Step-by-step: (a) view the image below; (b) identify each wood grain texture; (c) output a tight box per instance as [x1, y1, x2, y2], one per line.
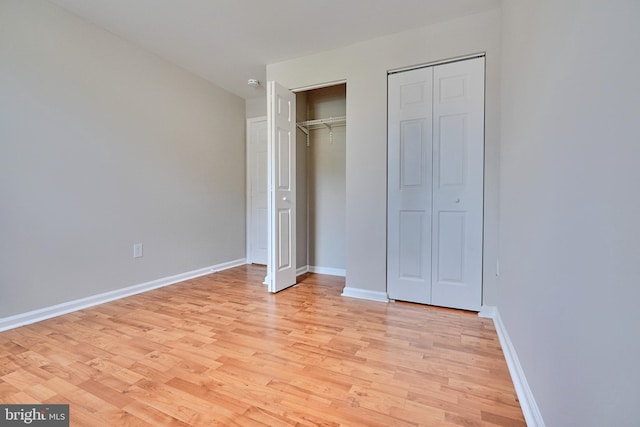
[0, 265, 525, 426]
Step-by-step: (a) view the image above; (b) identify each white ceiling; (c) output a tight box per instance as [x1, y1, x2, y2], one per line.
[48, 0, 500, 100]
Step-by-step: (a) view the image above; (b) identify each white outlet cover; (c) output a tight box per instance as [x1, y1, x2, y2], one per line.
[133, 243, 143, 258]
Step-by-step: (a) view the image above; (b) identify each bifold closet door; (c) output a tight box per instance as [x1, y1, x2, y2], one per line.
[387, 67, 434, 304]
[387, 57, 485, 311]
[267, 81, 297, 293]
[431, 58, 484, 311]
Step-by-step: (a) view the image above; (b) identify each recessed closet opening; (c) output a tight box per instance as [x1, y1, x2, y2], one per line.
[295, 83, 346, 277]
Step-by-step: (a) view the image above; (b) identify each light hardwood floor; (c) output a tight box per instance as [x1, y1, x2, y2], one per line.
[0, 265, 525, 426]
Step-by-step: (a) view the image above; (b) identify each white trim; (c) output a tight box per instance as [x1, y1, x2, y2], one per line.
[484, 307, 546, 427]
[0, 258, 246, 333]
[295, 265, 346, 277]
[478, 305, 497, 318]
[341, 287, 389, 303]
[246, 116, 267, 265]
[388, 52, 485, 75]
[309, 266, 346, 277]
[292, 79, 347, 93]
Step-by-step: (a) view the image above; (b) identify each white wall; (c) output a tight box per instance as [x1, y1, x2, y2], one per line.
[267, 9, 501, 303]
[0, 0, 246, 318]
[499, 1, 640, 425]
[245, 96, 267, 119]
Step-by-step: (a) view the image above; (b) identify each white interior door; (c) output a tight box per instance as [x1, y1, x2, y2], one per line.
[248, 117, 268, 265]
[431, 58, 484, 311]
[387, 56, 485, 311]
[387, 67, 434, 304]
[267, 81, 297, 293]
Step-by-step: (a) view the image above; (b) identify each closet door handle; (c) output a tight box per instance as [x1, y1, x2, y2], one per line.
[282, 197, 288, 201]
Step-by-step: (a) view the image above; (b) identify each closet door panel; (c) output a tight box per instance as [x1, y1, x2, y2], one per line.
[400, 120, 426, 188]
[438, 114, 467, 186]
[398, 210, 427, 279]
[267, 81, 297, 293]
[436, 211, 466, 283]
[387, 67, 433, 304]
[431, 57, 484, 311]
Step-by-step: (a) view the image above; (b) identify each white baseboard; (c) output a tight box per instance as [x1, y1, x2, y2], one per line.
[341, 287, 389, 303]
[295, 265, 346, 277]
[478, 305, 497, 318]
[483, 306, 546, 427]
[309, 266, 346, 277]
[0, 258, 246, 333]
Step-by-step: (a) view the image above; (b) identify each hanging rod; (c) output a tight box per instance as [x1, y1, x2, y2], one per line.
[296, 116, 346, 146]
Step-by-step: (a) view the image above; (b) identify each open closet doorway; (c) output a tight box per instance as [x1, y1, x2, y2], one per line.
[255, 82, 346, 292]
[296, 84, 347, 278]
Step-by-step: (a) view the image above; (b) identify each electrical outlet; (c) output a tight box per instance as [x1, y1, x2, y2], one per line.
[133, 243, 143, 258]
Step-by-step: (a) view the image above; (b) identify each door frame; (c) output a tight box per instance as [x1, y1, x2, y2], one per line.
[258, 80, 348, 289]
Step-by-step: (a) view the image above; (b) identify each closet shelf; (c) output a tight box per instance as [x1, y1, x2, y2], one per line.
[296, 116, 346, 146]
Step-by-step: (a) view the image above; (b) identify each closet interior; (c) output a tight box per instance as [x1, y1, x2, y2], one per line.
[295, 84, 346, 276]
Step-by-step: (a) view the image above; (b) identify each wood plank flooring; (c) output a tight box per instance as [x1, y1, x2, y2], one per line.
[0, 265, 525, 426]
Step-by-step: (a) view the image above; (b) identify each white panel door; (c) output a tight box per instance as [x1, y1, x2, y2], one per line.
[387, 57, 484, 311]
[431, 57, 484, 311]
[248, 118, 268, 265]
[387, 67, 434, 304]
[267, 81, 297, 293]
